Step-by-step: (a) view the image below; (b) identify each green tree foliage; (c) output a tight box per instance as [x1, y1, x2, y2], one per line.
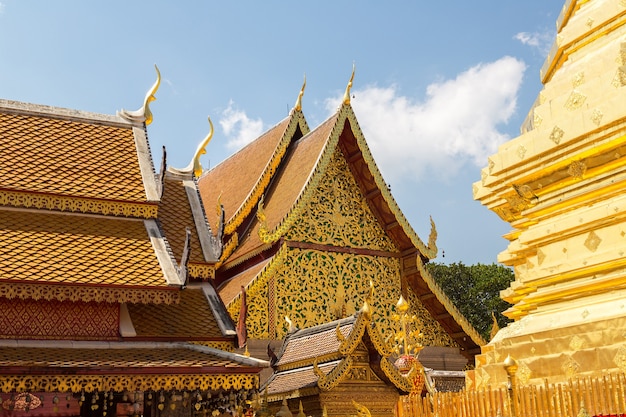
[426, 262, 515, 341]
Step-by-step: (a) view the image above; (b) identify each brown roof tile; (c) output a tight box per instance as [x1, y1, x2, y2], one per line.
[264, 362, 336, 395]
[128, 288, 229, 340]
[198, 117, 291, 231]
[226, 115, 336, 264]
[0, 344, 252, 370]
[0, 209, 168, 288]
[0, 112, 147, 202]
[218, 258, 272, 306]
[275, 318, 353, 366]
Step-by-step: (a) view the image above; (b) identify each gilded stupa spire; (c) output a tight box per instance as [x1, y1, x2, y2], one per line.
[343, 64, 355, 105]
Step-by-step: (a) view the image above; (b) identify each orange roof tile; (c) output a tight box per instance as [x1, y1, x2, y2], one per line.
[158, 178, 207, 266]
[226, 115, 336, 264]
[0, 112, 148, 203]
[128, 288, 230, 340]
[0, 209, 169, 288]
[0, 343, 259, 371]
[198, 111, 310, 237]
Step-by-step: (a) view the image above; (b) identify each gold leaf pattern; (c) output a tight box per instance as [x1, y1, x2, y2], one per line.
[286, 148, 396, 251]
[584, 231, 602, 252]
[591, 109, 604, 126]
[613, 346, 626, 373]
[562, 356, 580, 379]
[565, 90, 586, 110]
[517, 360, 532, 385]
[550, 126, 565, 144]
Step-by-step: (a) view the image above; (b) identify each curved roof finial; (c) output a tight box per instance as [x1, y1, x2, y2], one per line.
[118, 64, 161, 125]
[191, 117, 214, 178]
[342, 63, 355, 105]
[294, 74, 306, 112]
[143, 64, 161, 125]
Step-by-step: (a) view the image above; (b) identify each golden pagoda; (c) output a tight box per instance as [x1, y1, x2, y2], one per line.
[473, 0, 626, 388]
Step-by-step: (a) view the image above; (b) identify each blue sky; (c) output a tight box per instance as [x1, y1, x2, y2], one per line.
[0, 1, 562, 265]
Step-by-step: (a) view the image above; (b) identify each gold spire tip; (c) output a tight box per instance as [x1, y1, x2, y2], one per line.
[342, 63, 356, 105]
[294, 74, 306, 111]
[191, 116, 214, 178]
[143, 64, 161, 125]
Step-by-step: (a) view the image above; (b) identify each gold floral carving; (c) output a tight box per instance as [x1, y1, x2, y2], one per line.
[259, 105, 437, 259]
[568, 160, 587, 179]
[187, 263, 215, 280]
[612, 67, 626, 87]
[534, 112, 543, 128]
[569, 335, 584, 351]
[271, 248, 402, 339]
[380, 357, 413, 393]
[0, 373, 258, 393]
[225, 113, 309, 236]
[0, 283, 179, 304]
[517, 145, 527, 160]
[573, 72, 585, 87]
[516, 361, 531, 386]
[314, 356, 354, 391]
[0, 191, 157, 218]
[286, 149, 397, 252]
[565, 91, 586, 110]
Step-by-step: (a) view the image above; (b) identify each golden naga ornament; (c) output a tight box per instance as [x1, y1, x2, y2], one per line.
[170, 117, 215, 178]
[118, 64, 161, 126]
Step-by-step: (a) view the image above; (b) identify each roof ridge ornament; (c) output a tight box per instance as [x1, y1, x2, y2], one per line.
[169, 117, 214, 178]
[118, 64, 161, 125]
[342, 63, 355, 105]
[294, 75, 306, 112]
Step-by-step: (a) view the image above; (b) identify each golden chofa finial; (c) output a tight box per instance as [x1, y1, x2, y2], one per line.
[294, 74, 306, 112]
[118, 64, 161, 126]
[343, 63, 355, 105]
[143, 64, 161, 125]
[169, 117, 214, 178]
[190, 117, 214, 177]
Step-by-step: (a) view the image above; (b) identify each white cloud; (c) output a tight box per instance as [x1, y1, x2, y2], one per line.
[327, 56, 526, 183]
[515, 30, 554, 56]
[220, 100, 264, 150]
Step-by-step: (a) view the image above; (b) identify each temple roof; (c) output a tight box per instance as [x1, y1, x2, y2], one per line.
[0, 209, 182, 303]
[0, 100, 158, 209]
[127, 285, 235, 341]
[263, 311, 413, 398]
[198, 110, 309, 240]
[0, 340, 267, 393]
[0, 99, 220, 304]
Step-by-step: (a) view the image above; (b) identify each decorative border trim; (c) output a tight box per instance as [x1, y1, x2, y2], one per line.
[0, 373, 259, 393]
[0, 282, 179, 305]
[0, 190, 157, 218]
[314, 356, 353, 391]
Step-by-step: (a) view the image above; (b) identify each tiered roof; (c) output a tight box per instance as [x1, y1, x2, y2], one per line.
[0, 71, 266, 392]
